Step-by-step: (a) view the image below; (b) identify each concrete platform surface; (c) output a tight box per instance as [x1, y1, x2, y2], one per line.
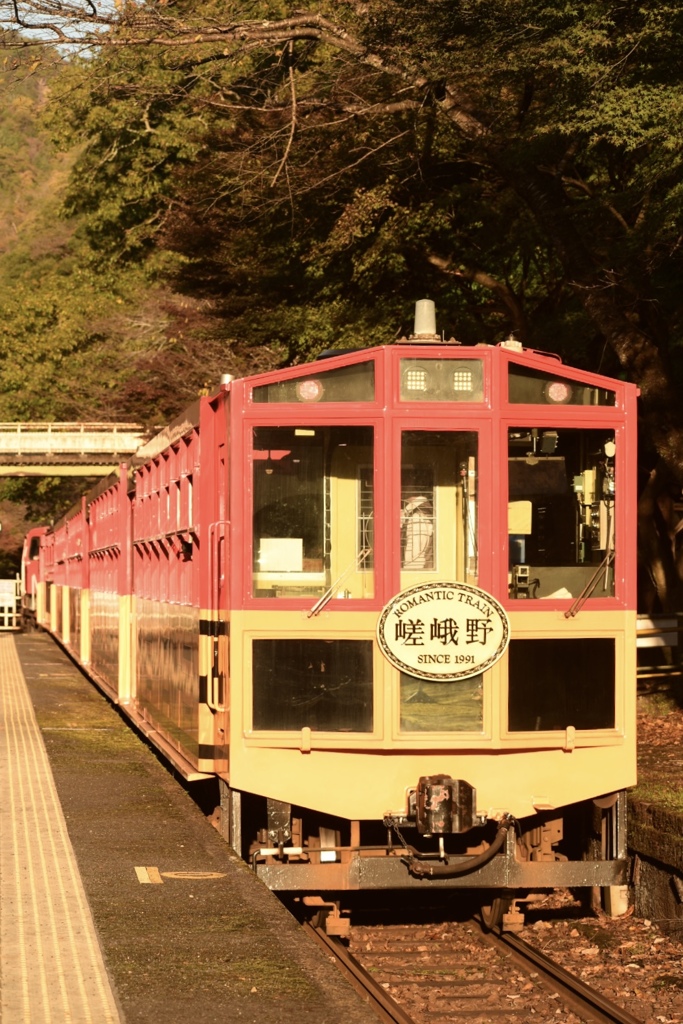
[10, 632, 379, 1024]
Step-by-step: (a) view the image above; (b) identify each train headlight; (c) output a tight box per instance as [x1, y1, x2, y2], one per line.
[452, 368, 474, 392]
[403, 367, 428, 392]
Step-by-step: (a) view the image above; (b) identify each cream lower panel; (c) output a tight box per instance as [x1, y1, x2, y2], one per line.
[229, 608, 633, 755]
[507, 607, 636, 633]
[90, 590, 120, 691]
[228, 742, 636, 823]
[136, 599, 200, 757]
[36, 582, 47, 627]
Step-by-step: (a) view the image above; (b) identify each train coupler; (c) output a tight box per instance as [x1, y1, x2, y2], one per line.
[411, 775, 477, 834]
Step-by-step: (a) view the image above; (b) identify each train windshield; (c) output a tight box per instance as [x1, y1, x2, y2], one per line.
[507, 428, 616, 601]
[251, 425, 374, 599]
[400, 431, 478, 590]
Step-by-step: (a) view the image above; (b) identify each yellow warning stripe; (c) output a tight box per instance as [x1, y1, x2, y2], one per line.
[0, 635, 121, 1023]
[134, 866, 163, 884]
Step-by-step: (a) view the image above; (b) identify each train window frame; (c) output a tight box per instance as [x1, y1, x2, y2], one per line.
[388, 664, 495, 744]
[241, 629, 386, 746]
[396, 425, 484, 595]
[498, 624, 628, 747]
[399, 357, 485, 403]
[249, 353, 379, 405]
[507, 362, 617, 407]
[505, 425, 618, 604]
[497, 418, 629, 611]
[243, 417, 386, 609]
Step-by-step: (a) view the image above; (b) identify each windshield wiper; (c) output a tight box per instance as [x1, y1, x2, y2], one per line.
[308, 548, 373, 617]
[564, 549, 615, 618]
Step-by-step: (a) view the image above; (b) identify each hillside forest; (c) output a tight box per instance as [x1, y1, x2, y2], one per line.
[0, 1, 682, 608]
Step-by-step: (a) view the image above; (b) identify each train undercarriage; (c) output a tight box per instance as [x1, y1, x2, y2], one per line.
[212, 781, 629, 932]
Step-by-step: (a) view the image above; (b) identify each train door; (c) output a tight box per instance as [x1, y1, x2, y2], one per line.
[398, 429, 479, 590]
[209, 436, 230, 772]
[395, 426, 486, 735]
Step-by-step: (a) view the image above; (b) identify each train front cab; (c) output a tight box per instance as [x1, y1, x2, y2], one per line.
[221, 338, 638, 910]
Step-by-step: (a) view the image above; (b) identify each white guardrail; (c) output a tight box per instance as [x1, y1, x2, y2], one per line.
[0, 578, 21, 631]
[0, 423, 146, 456]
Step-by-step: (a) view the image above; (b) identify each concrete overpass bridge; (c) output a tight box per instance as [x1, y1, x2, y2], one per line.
[0, 423, 149, 476]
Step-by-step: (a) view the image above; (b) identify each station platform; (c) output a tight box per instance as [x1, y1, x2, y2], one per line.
[3, 632, 378, 1024]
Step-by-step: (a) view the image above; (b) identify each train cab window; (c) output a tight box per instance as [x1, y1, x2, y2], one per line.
[252, 361, 375, 403]
[28, 536, 41, 560]
[400, 431, 478, 589]
[508, 638, 615, 731]
[252, 425, 374, 599]
[252, 638, 373, 731]
[508, 429, 616, 601]
[400, 359, 484, 402]
[508, 365, 616, 406]
[400, 673, 483, 733]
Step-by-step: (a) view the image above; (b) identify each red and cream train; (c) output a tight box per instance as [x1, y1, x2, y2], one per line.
[22, 303, 638, 928]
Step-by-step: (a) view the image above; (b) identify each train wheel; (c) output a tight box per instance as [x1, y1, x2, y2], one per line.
[304, 898, 350, 937]
[479, 896, 511, 931]
[309, 908, 328, 930]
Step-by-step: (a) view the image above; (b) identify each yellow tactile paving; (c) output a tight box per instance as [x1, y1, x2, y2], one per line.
[0, 635, 121, 1023]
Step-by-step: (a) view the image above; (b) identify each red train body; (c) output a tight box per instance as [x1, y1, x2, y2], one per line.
[22, 315, 639, 927]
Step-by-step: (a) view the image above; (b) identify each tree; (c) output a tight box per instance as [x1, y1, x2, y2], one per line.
[4, 1, 683, 606]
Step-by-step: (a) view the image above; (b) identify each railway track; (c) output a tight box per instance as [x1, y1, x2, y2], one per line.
[305, 918, 646, 1024]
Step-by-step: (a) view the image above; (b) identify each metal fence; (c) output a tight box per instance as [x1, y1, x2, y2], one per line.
[0, 578, 21, 631]
[637, 614, 683, 689]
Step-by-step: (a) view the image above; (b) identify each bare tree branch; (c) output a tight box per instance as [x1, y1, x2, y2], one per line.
[0, 8, 369, 51]
[270, 41, 296, 187]
[428, 254, 528, 340]
[562, 176, 632, 234]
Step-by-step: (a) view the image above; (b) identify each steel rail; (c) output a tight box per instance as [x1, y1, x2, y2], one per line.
[302, 923, 415, 1024]
[305, 917, 645, 1024]
[488, 928, 645, 1024]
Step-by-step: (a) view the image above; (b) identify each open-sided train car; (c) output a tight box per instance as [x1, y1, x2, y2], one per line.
[23, 304, 638, 930]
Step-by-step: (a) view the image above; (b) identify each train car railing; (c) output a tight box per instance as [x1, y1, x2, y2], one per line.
[637, 614, 683, 689]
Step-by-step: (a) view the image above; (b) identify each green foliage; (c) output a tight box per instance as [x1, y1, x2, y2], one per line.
[1, 0, 683, 601]
[0, 475, 94, 524]
[29, 0, 682, 386]
[2, 3, 683, 499]
[0, 44, 266, 432]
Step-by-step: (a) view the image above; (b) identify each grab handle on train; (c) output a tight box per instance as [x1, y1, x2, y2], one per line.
[206, 670, 226, 713]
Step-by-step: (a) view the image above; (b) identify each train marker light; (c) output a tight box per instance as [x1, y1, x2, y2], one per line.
[544, 380, 573, 404]
[296, 379, 324, 402]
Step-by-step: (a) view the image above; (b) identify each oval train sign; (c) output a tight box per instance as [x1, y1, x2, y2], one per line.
[377, 581, 510, 681]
